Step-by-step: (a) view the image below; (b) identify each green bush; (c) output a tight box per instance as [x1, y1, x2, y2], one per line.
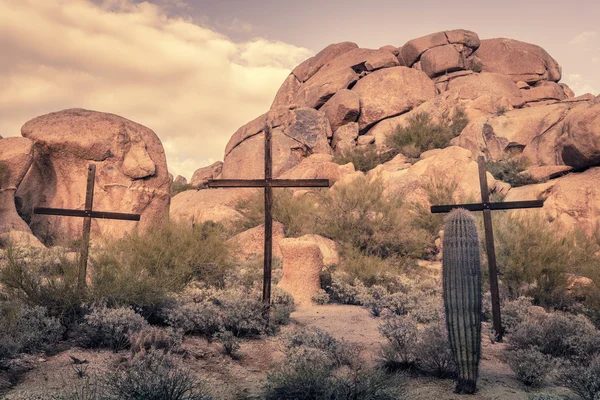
[332, 146, 395, 173]
[282, 327, 357, 368]
[80, 305, 147, 352]
[410, 176, 460, 238]
[505, 348, 554, 387]
[386, 108, 468, 158]
[315, 176, 433, 259]
[508, 312, 600, 361]
[129, 326, 183, 356]
[0, 246, 83, 325]
[379, 315, 418, 367]
[558, 354, 600, 400]
[234, 189, 317, 237]
[213, 330, 240, 357]
[486, 159, 538, 187]
[502, 296, 533, 334]
[358, 285, 389, 317]
[91, 221, 233, 319]
[412, 320, 456, 378]
[410, 295, 443, 324]
[0, 301, 64, 361]
[104, 350, 213, 400]
[171, 182, 195, 196]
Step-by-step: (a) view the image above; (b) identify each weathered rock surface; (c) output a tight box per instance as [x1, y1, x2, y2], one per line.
[0, 137, 44, 247]
[222, 108, 332, 179]
[227, 222, 285, 261]
[292, 42, 359, 83]
[190, 161, 223, 187]
[558, 103, 600, 169]
[278, 154, 355, 186]
[473, 38, 561, 83]
[401, 29, 480, 67]
[278, 237, 324, 306]
[421, 45, 466, 78]
[352, 67, 437, 132]
[505, 168, 600, 234]
[16, 109, 170, 243]
[173, 175, 187, 185]
[319, 89, 360, 132]
[332, 123, 359, 154]
[296, 234, 339, 266]
[170, 188, 252, 227]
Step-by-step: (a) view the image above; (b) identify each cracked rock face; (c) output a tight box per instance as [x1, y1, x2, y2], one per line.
[17, 108, 170, 243]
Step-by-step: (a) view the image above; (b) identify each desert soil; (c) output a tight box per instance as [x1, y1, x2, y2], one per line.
[2, 304, 573, 400]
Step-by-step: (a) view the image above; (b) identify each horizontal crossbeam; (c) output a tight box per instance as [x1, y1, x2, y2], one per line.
[34, 207, 141, 221]
[430, 200, 545, 214]
[206, 179, 330, 188]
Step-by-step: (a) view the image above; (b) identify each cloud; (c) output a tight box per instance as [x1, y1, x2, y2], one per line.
[0, 0, 312, 179]
[569, 31, 598, 46]
[562, 73, 599, 96]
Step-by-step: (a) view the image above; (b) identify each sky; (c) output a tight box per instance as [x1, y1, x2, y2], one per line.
[1, 0, 599, 180]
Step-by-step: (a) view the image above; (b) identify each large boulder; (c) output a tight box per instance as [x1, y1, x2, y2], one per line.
[222, 107, 332, 179]
[227, 222, 285, 261]
[292, 42, 359, 83]
[472, 38, 562, 83]
[446, 72, 524, 107]
[505, 168, 600, 234]
[189, 161, 223, 187]
[0, 137, 44, 247]
[351, 66, 437, 132]
[319, 89, 360, 132]
[401, 29, 480, 67]
[277, 237, 324, 306]
[558, 102, 600, 169]
[170, 188, 252, 227]
[278, 154, 355, 186]
[16, 109, 170, 243]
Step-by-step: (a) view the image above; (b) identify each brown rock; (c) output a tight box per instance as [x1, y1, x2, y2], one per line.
[357, 135, 375, 145]
[296, 234, 339, 265]
[447, 72, 524, 107]
[224, 113, 267, 157]
[564, 94, 596, 103]
[320, 89, 360, 132]
[278, 237, 324, 306]
[17, 109, 170, 243]
[190, 161, 223, 187]
[559, 83, 575, 99]
[227, 222, 285, 261]
[559, 103, 600, 169]
[271, 74, 302, 108]
[278, 154, 355, 186]
[332, 123, 359, 149]
[379, 45, 400, 56]
[524, 165, 573, 181]
[292, 42, 359, 83]
[364, 50, 400, 71]
[173, 175, 187, 185]
[521, 81, 567, 103]
[222, 108, 332, 179]
[352, 67, 437, 132]
[401, 29, 480, 67]
[473, 38, 562, 83]
[516, 81, 530, 90]
[170, 188, 252, 227]
[421, 45, 466, 78]
[0, 137, 44, 247]
[505, 168, 600, 234]
[294, 67, 358, 109]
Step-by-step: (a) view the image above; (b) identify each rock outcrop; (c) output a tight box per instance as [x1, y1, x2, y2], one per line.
[16, 109, 170, 243]
[0, 137, 44, 247]
[277, 237, 324, 306]
[227, 222, 285, 261]
[189, 161, 223, 187]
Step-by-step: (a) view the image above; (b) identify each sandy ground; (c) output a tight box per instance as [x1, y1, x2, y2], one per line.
[1, 304, 575, 400]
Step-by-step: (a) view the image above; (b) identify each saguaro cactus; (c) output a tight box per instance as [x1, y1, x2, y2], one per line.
[442, 208, 482, 394]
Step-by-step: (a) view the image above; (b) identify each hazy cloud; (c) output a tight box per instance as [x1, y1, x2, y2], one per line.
[0, 0, 312, 179]
[563, 73, 599, 96]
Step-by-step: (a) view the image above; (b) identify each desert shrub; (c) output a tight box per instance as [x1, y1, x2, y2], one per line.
[213, 330, 240, 357]
[326, 271, 367, 305]
[486, 158, 538, 187]
[332, 146, 395, 173]
[409, 295, 443, 324]
[508, 312, 600, 361]
[384, 292, 415, 316]
[104, 350, 213, 400]
[358, 285, 389, 317]
[315, 175, 433, 259]
[282, 327, 358, 368]
[91, 221, 233, 318]
[379, 315, 418, 367]
[412, 320, 456, 378]
[264, 362, 332, 400]
[234, 189, 317, 237]
[171, 182, 195, 196]
[505, 348, 554, 387]
[558, 354, 600, 400]
[410, 176, 460, 238]
[80, 305, 147, 352]
[0, 301, 64, 361]
[209, 287, 266, 337]
[502, 296, 533, 334]
[329, 367, 406, 400]
[386, 108, 468, 158]
[129, 326, 183, 355]
[0, 246, 84, 325]
[312, 289, 330, 305]
[165, 300, 222, 337]
[494, 214, 598, 308]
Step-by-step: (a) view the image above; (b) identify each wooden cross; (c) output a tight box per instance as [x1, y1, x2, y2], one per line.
[207, 124, 330, 313]
[34, 164, 140, 289]
[431, 156, 545, 341]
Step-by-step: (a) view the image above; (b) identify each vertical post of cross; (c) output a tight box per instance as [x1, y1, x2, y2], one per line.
[477, 156, 503, 340]
[263, 125, 273, 317]
[79, 164, 96, 290]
